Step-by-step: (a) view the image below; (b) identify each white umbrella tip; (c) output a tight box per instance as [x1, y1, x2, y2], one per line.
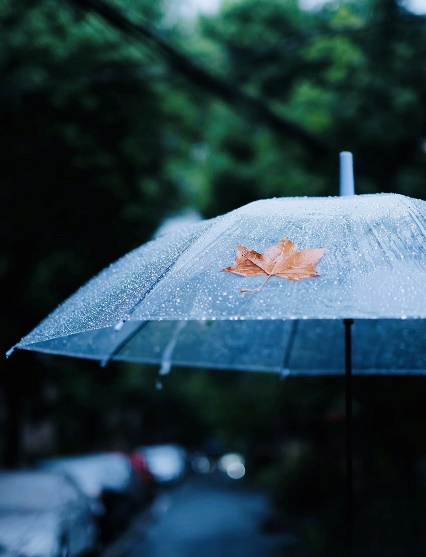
[339, 151, 355, 196]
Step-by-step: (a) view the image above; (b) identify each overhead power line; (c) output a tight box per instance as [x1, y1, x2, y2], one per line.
[68, 0, 334, 157]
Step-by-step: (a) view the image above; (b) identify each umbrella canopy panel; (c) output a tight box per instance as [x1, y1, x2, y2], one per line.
[126, 193, 426, 321]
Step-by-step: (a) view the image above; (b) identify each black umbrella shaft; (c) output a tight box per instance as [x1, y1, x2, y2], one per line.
[344, 318, 354, 556]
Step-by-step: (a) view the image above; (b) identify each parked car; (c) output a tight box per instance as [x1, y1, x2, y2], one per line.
[136, 443, 188, 486]
[0, 469, 99, 557]
[39, 452, 149, 542]
[124, 451, 156, 503]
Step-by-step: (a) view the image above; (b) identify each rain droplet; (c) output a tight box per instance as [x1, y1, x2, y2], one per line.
[280, 368, 290, 380]
[114, 320, 125, 332]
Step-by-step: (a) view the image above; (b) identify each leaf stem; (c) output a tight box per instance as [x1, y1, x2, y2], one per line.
[241, 274, 271, 293]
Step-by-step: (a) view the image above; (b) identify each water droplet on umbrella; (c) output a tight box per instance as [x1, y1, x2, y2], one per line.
[159, 360, 171, 376]
[280, 368, 290, 380]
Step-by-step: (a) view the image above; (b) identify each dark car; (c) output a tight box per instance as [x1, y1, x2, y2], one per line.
[39, 452, 149, 542]
[125, 451, 156, 504]
[0, 470, 99, 557]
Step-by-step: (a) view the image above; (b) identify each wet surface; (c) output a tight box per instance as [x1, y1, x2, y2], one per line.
[104, 472, 301, 557]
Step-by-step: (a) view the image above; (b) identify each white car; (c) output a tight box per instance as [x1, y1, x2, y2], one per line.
[38, 452, 145, 543]
[136, 443, 188, 485]
[0, 470, 99, 557]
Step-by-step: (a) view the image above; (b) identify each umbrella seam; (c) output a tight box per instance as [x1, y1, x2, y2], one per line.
[114, 220, 217, 326]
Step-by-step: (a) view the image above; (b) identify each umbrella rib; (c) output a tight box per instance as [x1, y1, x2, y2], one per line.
[114, 222, 215, 327]
[99, 220, 214, 367]
[280, 320, 299, 375]
[101, 320, 149, 367]
[121, 262, 173, 321]
[159, 321, 188, 377]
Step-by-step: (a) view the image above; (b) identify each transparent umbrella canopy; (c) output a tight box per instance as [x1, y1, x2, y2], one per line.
[7, 191, 426, 373]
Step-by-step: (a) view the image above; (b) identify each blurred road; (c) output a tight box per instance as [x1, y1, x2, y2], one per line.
[103, 472, 302, 557]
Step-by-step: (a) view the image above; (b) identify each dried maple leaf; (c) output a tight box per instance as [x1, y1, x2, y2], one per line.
[222, 237, 326, 292]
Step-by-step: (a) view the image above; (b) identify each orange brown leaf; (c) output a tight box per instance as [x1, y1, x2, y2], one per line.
[222, 238, 326, 292]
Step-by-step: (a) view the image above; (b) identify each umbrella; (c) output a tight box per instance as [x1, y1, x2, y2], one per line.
[7, 153, 426, 552]
[7, 185, 426, 372]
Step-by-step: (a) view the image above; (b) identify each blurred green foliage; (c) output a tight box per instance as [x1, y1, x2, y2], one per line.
[2, 0, 426, 553]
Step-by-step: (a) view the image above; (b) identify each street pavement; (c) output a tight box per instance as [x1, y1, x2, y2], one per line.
[103, 471, 303, 557]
